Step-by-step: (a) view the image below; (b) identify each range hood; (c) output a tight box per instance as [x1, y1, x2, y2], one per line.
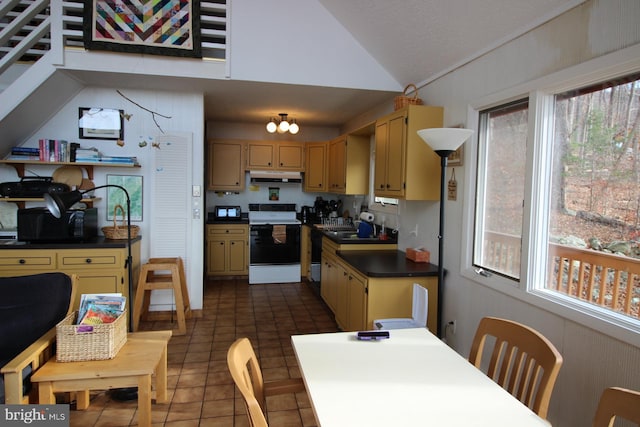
[250, 170, 302, 183]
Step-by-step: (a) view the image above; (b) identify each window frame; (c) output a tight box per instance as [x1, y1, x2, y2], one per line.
[460, 44, 640, 347]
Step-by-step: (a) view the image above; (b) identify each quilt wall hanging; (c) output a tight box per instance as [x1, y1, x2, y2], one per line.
[84, 0, 201, 58]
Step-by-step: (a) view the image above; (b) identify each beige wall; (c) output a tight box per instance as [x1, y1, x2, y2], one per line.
[410, 1, 640, 426]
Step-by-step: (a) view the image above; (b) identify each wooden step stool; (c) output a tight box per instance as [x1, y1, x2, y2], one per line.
[133, 257, 191, 335]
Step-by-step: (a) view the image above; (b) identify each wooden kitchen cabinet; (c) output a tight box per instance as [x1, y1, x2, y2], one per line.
[327, 133, 369, 195]
[0, 241, 141, 310]
[208, 140, 245, 191]
[304, 142, 328, 192]
[374, 105, 444, 200]
[320, 236, 438, 334]
[246, 141, 304, 171]
[206, 224, 248, 276]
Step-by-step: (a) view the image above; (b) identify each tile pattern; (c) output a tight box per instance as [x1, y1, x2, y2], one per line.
[68, 278, 338, 426]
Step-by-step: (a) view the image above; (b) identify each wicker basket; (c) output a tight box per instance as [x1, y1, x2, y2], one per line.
[102, 204, 140, 240]
[394, 83, 423, 110]
[56, 310, 127, 362]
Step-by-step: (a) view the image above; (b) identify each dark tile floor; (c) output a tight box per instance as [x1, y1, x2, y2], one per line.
[68, 278, 338, 426]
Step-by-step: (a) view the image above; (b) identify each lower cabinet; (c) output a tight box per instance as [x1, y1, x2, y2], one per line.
[207, 224, 248, 276]
[320, 236, 438, 334]
[0, 240, 141, 310]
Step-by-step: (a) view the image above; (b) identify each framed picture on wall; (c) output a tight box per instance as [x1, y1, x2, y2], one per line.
[106, 175, 143, 221]
[79, 107, 124, 140]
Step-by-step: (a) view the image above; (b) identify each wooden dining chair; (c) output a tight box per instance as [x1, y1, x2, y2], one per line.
[227, 337, 306, 427]
[592, 387, 640, 426]
[468, 316, 563, 419]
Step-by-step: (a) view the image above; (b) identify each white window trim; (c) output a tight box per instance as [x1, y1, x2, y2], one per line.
[461, 43, 640, 348]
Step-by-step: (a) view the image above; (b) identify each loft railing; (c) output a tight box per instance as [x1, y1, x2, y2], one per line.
[0, 0, 227, 79]
[482, 231, 640, 320]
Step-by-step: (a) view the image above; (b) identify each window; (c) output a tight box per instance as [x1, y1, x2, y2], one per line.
[470, 71, 640, 329]
[547, 74, 640, 320]
[473, 99, 529, 280]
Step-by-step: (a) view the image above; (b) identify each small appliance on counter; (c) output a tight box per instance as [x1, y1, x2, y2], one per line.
[17, 207, 97, 242]
[212, 205, 242, 221]
[300, 205, 315, 224]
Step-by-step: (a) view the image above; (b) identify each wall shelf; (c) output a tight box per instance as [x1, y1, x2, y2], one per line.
[0, 160, 140, 180]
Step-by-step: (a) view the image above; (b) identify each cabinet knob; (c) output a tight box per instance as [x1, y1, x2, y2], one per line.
[85, 258, 92, 264]
[19, 259, 26, 264]
[219, 242, 224, 245]
[231, 241, 235, 245]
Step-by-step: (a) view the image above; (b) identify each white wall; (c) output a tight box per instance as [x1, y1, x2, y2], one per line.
[407, 1, 640, 426]
[0, 87, 206, 309]
[229, 0, 400, 91]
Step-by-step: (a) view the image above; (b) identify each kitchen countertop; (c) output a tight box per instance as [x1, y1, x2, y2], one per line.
[337, 250, 439, 277]
[206, 219, 249, 225]
[0, 235, 142, 249]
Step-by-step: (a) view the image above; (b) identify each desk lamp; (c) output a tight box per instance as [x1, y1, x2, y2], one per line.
[417, 128, 473, 337]
[43, 185, 134, 332]
[44, 185, 138, 401]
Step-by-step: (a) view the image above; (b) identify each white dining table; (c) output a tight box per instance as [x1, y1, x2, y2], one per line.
[291, 328, 550, 427]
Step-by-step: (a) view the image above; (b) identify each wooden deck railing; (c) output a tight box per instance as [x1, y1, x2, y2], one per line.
[482, 231, 640, 319]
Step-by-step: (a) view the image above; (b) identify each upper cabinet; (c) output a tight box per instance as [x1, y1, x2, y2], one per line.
[304, 142, 328, 192]
[246, 141, 304, 171]
[208, 139, 245, 191]
[374, 105, 443, 200]
[328, 133, 369, 195]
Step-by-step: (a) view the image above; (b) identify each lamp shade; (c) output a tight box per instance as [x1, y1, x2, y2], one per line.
[43, 191, 83, 218]
[417, 128, 474, 154]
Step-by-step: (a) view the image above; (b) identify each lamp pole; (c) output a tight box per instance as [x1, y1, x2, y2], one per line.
[434, 151, 452, 338]
[417, 127, 473, 339]
[90, 185, 134, 332]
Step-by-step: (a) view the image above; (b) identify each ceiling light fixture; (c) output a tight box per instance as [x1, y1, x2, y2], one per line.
[266, 113, 299, 134]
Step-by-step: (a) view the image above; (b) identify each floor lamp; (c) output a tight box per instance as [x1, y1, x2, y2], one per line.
[417, 128, 473, 338]
[44, 185, 138, 400]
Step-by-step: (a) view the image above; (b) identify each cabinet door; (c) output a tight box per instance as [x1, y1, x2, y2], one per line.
[300, 226, 311, 279]
[209, 141, 245, 191]
[247, 142, 275, 169]
[374, 121, 389, 194]
[375, 111, 406, 197]
[207, 239, 226, 274]
[228, 239, 247, 274]
[334, 262, 349, 330]
[328, 137, 346, 192]
[277, 143, 304, 170]
[321, 255, 339, 311]
[304, 142, 327, 192]
[347, 272, 367, 331]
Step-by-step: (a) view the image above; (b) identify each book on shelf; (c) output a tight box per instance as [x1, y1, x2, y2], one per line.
[38, 139, 70, 162]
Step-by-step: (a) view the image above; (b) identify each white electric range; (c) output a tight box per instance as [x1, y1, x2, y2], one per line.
[248, 204, 301, 284]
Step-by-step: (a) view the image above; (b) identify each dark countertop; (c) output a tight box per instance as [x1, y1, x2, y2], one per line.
[0, 235, 142, 249]
[337, 250, 439, 277]
[206, 219, 249, 225]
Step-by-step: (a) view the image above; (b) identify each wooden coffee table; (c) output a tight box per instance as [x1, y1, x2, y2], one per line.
[31, 331, 171, 427]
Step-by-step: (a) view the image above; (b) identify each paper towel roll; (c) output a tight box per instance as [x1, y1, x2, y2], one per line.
[359, 212, 374, 222]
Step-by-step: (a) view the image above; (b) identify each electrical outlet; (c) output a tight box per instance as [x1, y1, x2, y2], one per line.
[448, 320, 457, 335]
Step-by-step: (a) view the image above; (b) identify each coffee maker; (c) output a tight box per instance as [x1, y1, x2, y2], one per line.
[301, 205, 315, 224]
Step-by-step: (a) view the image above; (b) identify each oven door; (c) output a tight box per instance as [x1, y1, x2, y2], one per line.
[250, 224, 301, 265]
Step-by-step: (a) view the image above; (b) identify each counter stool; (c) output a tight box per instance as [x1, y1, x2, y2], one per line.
[133, 257, 191, 335]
